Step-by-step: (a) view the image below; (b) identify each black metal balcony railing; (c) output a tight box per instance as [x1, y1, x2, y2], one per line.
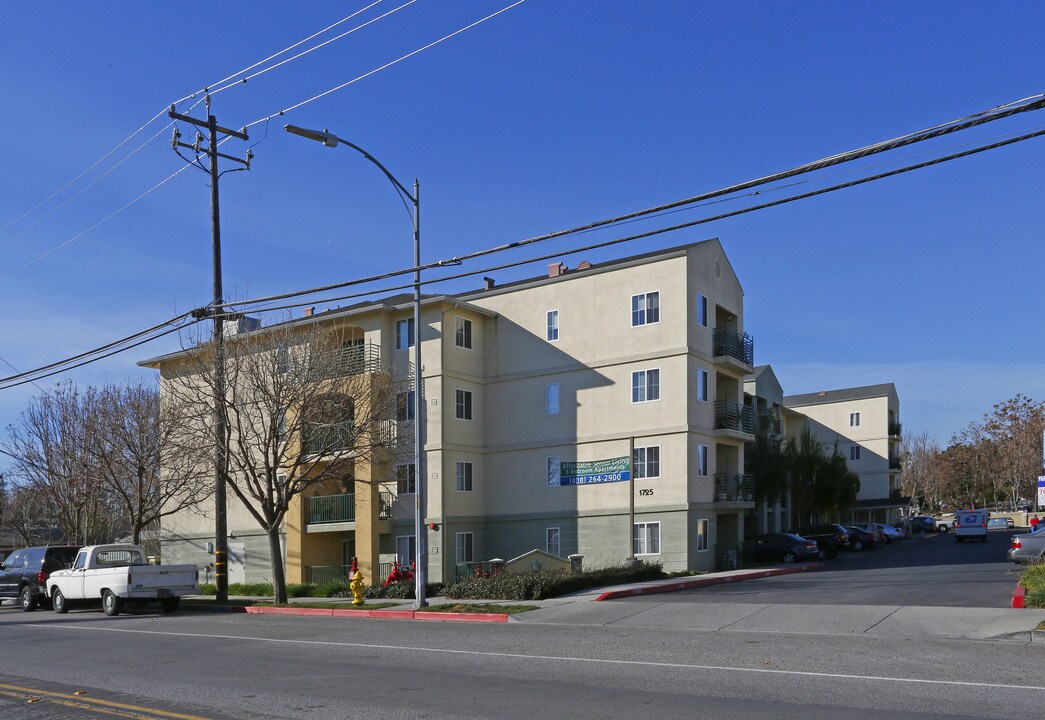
[714, 473, 755, 502]
[302, 421, 354, 456]
[889, 456, 902, 470]
[888, 422, 902, 438]
[714, 400, 755, 434]
[308, 493, 355, 524]
[314, 343, 383, 380]
[712, 327, 754, 366]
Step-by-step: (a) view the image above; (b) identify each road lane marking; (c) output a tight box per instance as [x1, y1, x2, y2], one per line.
[0, 681, 211, 720]
[29, 623, 1045, 693]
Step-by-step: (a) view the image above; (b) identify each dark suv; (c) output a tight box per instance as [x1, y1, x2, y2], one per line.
[0, 546, 81, 611]
[790, 524, 850, 559]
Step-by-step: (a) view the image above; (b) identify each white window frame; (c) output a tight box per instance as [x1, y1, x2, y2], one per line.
[396, 463, 416, 495]
[631, 291, 661, 327]
[395, 318, 414, 350]
[547, 310, 559, 341]
[850, 445, 861, 461]
[455, 316, 472, 350]
[697, 368, 708, 402]
[697, 444, 708, 477]
[631, 368, 661, 403]
[456, 532, 474, 563]
[547, 455, 561, 486]
[546, 383, 560, 415]
[455, 461, 473, 492]
[455, 389, 473, 420]
[633, 445, 660, 479]
[546, 527, 561, 557]
[395, 535, 416, 566]
[850, 412, 860, 427]
[696, 519, 709, 552]
[697, 293, 708, 327]
[633, 522, 661, 555]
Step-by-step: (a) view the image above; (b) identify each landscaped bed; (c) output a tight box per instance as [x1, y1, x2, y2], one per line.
[1019, 562, 1045, 609]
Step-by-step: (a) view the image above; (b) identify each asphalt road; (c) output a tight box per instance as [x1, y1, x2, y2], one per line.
[633, 528, 1023, 607]
[1, 594, 1043, 720]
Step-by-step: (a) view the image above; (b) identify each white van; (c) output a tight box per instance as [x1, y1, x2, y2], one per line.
[954, 509, 988, 542]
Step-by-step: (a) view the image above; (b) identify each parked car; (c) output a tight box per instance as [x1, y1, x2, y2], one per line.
[749, 533, 820, 564]
[790, 523, 850, 559]
[987, 518, 1010, 529]
[954, 509, 988, 543]
[933, 515, 954, 532]
[907, 516, 937, 533]
[1009, 526, 1045, 564]
[0, 545, 81, 611]
[874, 523, 905, 542]
[848, 522, 886, 545]
[48, 544, 198, 616]
[842, 525, 877, 550]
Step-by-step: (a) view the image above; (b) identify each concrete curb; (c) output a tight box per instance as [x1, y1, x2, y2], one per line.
[593, 563, 826, 601]
[242, 606, 509, 623]
[1012, 583, 1026, 609]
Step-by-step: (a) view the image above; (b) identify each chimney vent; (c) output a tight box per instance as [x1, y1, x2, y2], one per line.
[304, 307, 315, 317]
[548, 262, 566, 277]
[483, 276, 496, 290]
[577, 260, 592, 270]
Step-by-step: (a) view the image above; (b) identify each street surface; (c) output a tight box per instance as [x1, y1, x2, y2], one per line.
[0, 530, 1041, 720]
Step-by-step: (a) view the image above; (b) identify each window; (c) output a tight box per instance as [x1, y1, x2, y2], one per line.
[546, 383, 560, 415]
[696, 293, 708, 327]
[633, 446, 660, 479]
[546, 527, 561, 557]
[633, 522, 661, 555]
[455, 389, 473, 420]
[455, 317, 472, 349]
[547, 455, 561, 486]
[456, 532, 474, 563]
[631, 292, 660, 326]
[547, 310, 559, 341]
[632, 369, 660, 403]
[850, 412, 860, 427]
[395, 318, 414, 350]
[850, 445, 861, 461]
[396, 535, 416, 566]
[396, 391, 415, 422]
[696, 519, 709, 552]
[456, 461, 473, 492]
[697, 444, 708, 476]
[396, 463, 416, 494]
[697, 368, 708, 402]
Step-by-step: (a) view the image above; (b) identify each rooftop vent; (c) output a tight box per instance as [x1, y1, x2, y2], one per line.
[483, 276, 496, 290]
[303, 307, 315, 317]
[548, 262, 567, 278]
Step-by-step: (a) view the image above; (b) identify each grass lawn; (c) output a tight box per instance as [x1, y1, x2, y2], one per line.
[418, 603, 539, 614]
[255, 601, 402, 610]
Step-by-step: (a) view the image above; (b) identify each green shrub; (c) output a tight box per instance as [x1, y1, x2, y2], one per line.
[287, 583, 318, 598]
[1020, 562, 1045, 607]
[442, 561, 664, 601]
[198, 583, 216, 595]
[228, 582, 275, 596]
[318, 580, 351, 598]
[363, 580, 445, 599]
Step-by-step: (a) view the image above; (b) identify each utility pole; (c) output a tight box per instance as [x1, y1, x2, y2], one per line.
[168, 98, 250, 604]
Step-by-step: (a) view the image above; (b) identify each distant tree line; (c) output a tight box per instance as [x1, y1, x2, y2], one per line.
[900, 393, 1044, 512]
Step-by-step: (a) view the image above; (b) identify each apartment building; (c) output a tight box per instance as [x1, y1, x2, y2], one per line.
[143, 238, 759, 583]
[783, 384, 905, 524]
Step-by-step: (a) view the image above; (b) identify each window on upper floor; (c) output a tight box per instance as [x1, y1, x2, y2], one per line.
[633, 446, 660, 479]
[547, 310, 559, 341]
[396, 391, 415, 422]
[456, 389, 473, 420]
[456, 461, 473, 492]
[395, 318, 414, 350]
[546, 383, 560, 415]
[632, 369, 660, 403]
[455, 317, 472, 349]
[697, 444, 708, 476]
[547, 455, 561, 487]
[850, 412, 860, 427]
[396, 463, 416, 494]
[697, 368, 708, 402]
[631, 292, 660, 326]
[696, 293, 708, 327]
[850, 445, 861, 461]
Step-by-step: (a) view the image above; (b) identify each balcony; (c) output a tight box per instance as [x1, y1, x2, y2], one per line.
[302, 421, 354, 456]
[714, 473, 754, 503]
[889, 456, 902, 471]
[714, 400, 755, 434]
[888, 422, 902, 438]
[314, 343, 383, 380]
[713, 327, 754, 366]
[307, 490, 393, 527]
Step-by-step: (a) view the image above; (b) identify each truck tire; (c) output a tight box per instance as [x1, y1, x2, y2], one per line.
[20, 586, 38, 612]
[102, 590, 123, 617]
[52, 588, 68, 614]
[160, 597, 181, 613]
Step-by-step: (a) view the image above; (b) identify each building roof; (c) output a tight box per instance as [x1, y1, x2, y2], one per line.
[784, 383, 897, 408]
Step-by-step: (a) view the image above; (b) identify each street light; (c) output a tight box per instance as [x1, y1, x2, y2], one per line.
[285, 123, 427, 609]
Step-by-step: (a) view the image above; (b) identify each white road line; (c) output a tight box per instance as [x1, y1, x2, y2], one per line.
[30, 623, 1045, 692]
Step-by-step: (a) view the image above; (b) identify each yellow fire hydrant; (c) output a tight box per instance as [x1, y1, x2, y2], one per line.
[349, 569, 365, 606]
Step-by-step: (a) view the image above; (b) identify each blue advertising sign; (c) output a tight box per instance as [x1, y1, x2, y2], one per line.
[557, 457, 631, 486]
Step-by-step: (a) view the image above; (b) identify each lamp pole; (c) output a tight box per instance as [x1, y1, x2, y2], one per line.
[284, 125, 427, 608]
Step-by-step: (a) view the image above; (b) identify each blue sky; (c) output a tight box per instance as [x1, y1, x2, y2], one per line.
[1, 1, 1043, 452]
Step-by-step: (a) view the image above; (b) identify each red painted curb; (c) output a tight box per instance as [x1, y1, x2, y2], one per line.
[414, 611, 509, 623]
[1012, 583, 1026, 610]
[238, 605, 509, 622]
[594, 563, 826, 601]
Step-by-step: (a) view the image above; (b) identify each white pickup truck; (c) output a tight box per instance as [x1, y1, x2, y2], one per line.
[48, 544, 198, 616]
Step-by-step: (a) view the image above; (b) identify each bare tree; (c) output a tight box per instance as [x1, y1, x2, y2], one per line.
[88, 379, 211, 545]
[900, 430, 942, 512]
[0, 480, 53, 546]
[164, 319, 401, 603]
